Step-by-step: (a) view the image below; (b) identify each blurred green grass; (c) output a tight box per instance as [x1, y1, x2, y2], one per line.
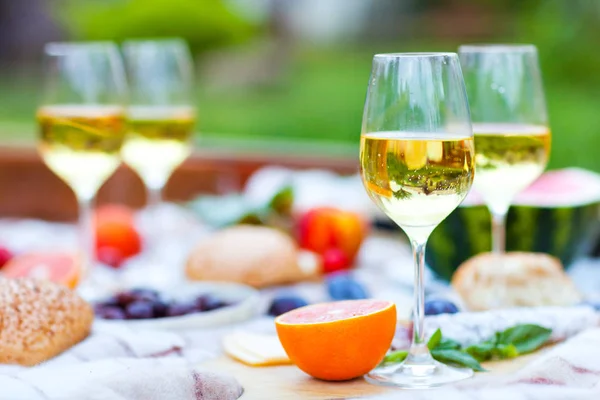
[0, 44, 599, 172]
[191, 43, 600, 173]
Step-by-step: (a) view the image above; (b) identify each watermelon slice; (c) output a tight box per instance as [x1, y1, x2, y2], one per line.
[427, 168, 600, 281]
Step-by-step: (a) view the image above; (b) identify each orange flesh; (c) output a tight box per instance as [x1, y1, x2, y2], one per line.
[277, 299, 392, 324]
[2, 252, 80, 289]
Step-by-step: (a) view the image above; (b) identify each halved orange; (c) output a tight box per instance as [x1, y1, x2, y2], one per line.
[275, 299, 396, 381]
[2, 251, 81, 289]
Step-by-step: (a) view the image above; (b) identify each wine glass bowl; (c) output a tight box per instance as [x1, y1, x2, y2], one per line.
[360, 53, 475, 388]
[37, 42, 127, 288]
[458, 44, 551, 253]
[37, 105, 126, 200]
[121, 38, 197, 207]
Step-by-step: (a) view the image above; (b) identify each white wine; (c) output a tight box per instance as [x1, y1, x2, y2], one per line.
[360, 131, 475, 236]
[122, 106, 196, 188]
[473, 123, 550, 213]
[37, 105, 126, 199]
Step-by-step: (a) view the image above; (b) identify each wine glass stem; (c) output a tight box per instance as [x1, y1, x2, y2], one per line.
[406, 238, 435, 367]
[145, 182, 165, 262]
[77, 195, 95, 278]
[147, 185, 163, 210]
[491, 210, 507, 253]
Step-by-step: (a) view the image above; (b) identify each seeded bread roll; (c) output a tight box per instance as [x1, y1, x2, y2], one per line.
[451, 252, 583, 311]
[0, 278, 93, 366]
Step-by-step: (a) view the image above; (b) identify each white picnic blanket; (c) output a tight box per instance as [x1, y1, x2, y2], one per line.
[0, 199, 599, 399]
[369, 328, 600, 400]
[0, 321, 247, 400]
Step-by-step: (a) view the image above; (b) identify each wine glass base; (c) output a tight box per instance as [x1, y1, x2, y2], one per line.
[365, 360, 473, 389]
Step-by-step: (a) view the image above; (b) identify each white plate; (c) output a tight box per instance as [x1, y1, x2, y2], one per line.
[96, 281, 261, 330]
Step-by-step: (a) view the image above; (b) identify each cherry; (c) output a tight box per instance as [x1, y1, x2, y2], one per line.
[322, 248, 351, 274]
[97, 246, 126, 269]
[0, 246, 14, 269]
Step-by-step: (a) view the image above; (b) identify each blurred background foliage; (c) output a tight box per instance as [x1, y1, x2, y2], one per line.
[55, 0, 258, 55]
[0, 0, 599, 171]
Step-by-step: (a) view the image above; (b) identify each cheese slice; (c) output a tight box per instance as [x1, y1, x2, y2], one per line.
[223, 332, 292, 366]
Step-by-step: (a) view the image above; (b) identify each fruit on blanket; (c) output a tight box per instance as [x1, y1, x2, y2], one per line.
[1, 252, 80, 289]
[424, 299, 459, 315]
[297, 207, 367, 262]
[95, 204, 142, 260]
[96, 246, 125, 269]
[94, 288, 233, 320]
[166, 301, 197, 317]
[426, 168, 600, 281]
[94, 305, 126, 320]
[116, 288, 160, 305]
[95, 204, 136, 224]
[326, 273, 369, 300]
[268, 295, 309, 317]
[126, 301, 155, 319]
[321, 247, 351, 274]
[0, 246, 14, 269]
[275, 299, 396, 381]
[199, 295, 228, 311]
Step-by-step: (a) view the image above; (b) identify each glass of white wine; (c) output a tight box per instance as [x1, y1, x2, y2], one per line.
[459, 45, 551, 253]
[37, 42, 127, 291]
[360, 53, 475, 388]
[121, 38, 197, 209]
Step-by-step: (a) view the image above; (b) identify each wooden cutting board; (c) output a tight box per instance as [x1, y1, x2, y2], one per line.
[201, 347, 551, 400]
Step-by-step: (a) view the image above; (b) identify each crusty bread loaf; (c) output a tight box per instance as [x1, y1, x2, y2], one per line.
[451, 252, 582, 311]
[186, 225, 318, 288]
[0, 278, 93, 366]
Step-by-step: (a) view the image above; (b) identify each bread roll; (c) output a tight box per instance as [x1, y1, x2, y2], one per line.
[186, 225, 318, 288]
[451, 252, 582, 311]
[0, 278, 93, 366]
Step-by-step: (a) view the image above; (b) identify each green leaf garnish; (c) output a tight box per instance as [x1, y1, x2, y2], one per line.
[436, 337, 462, 350]
[393, 188, 412, 200]
[496, 324, 552, 354]
[465, 340, 496, 362]
[382, 324, 552, 373]
[381, 350, 408, 365]
[427, 329, 442, 350]
[431, 349, 487, 372]
[495, 343, 519, 359]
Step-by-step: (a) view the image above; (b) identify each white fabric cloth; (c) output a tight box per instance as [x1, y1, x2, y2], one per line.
[0, 194, 599, 399]
[0, 322, 244, 400]
[369, 328, 600, 400]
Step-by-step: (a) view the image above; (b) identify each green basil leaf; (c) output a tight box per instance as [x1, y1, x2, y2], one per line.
[436, 337, 462, 350]
[495, 343, 519, 359]
[496, 324, 552, 354]
[432, 349, 487, 372]
[381, 350, 408, 365]
[465, 341, 495, 362]
[427, 329, 442, 350]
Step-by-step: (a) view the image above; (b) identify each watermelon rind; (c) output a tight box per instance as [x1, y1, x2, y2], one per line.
[426, 168, 600, 282]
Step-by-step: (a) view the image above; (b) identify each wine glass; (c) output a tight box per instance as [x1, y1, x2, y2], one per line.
[121, 38, 196, 210]
[360, 53, 475, 388]
[37, 42, 127, 292]
[458, 44, 550, 253]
